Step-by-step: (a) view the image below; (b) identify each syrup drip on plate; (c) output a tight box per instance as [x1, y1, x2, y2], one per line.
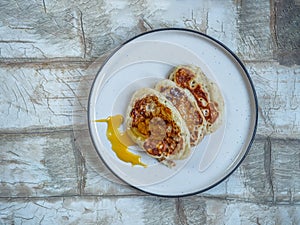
[94, 115, 147, 167]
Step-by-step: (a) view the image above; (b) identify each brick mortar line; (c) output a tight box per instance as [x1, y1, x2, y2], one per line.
[0, 195, 299, 206]
[0, 58, 279, 67]
[0, 58, 95, 67]
[0, 126, 75, 135]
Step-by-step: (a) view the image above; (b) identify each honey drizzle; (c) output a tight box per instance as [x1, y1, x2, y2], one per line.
[94, 115, 146, 167]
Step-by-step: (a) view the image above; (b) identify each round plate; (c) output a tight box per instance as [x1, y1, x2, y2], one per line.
[88, 28, 258, 197]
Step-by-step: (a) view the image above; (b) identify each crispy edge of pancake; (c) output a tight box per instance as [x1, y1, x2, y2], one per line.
[169, 65, 224, 133]
[155, 79, 207, 146]
[125, 88, 191, 163]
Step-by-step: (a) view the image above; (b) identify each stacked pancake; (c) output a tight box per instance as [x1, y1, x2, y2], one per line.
[126, 65, 224, 167]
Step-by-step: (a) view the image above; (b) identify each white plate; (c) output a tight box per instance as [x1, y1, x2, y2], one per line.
[88, 28, 258, 197]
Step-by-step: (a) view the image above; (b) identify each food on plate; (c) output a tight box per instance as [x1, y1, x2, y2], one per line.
[96, 64, 224, 168]
[169, 65, 224, 133]
[155, 79, 207, 146]
[125, 88, 191, 167]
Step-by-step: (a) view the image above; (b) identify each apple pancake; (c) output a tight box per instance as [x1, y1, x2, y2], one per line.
[155, 79, 207, 146]
[125, 88, 191, 167]
[169, 65, 224, 133]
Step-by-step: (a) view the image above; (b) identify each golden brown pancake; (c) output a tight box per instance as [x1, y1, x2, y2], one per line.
[125, 88, 191, 167]
[155, 79, 207, 146]
[169, 65, 224, 133]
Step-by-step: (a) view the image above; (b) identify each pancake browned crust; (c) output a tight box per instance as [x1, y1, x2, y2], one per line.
[125, 88, 191, 166]
[155, 79, 207, 146]
[169, 65, 224, 133]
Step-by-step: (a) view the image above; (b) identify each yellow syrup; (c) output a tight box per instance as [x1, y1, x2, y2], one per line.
[94, 115, 146, 167]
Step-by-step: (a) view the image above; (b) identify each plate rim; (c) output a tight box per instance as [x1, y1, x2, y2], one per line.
[87, 27, 258, 197]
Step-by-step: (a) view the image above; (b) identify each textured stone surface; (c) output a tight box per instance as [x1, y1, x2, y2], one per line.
[0, 196, 299, 225]
[0, 65, 89, 131]
[0, 0, 83, 58]
[240, 138, 300, 204]
[272, 0, 300, 65]
[0, 0, 284, 61]
[183, 197, 300, 225]
[236, 0, 274, 61]
[0, 132, 78, 197]
[0, 0, 299, 224]
[247, 63, 300, 139]
[0, 196, 179, 225]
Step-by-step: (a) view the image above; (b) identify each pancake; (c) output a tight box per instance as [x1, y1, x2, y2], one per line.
[155, 79, 207, 146]
[169, 65, 224, 133]
[125, 88, 191, 167]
